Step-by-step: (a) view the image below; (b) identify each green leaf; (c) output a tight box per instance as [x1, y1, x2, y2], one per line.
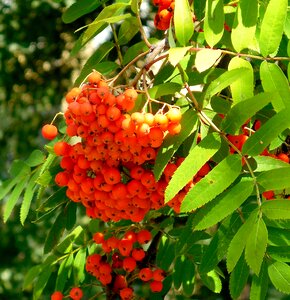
[200, 212, 242, 274]
[268, 246, 290, 262]
[44, 211, 66, 254]
[245, 217, 268, 275]
[205, 68, 249, 101]
[259, 0, 288, 57]
[268, 227, 290, 246]
[257, 167, 290, 191]
[131, 0, 138, 14]
[173, 255, 186, 289]
[73, 247, 87, 283]
[56, 226, 84, 254]
[191, 178, 254, 231]
[242, 109, 290, 156]
[231, 0, 258, 52]
[221, 92, 275, 134]
[62, 0, 106, 23]
[74, 42, 114, 86]
[200, 270, 222, 293]
[118, 17, 139, 45]
[228, 57, 254, 104]
[65, 202, 77, 231]
[182, 259, 195, 296]
[181, 155, 242, 212]
[37, 187, 67, 212]
[154, 110, 198, 180]
[25, 150, 46, 167]
[23, 265, 42, 290]
[55, 253, 74, 292]
[20, 169, 40, 225]
[253, 155, 289, 172]
[156, 236, 175, 271]
[195, 49, 222, 73]
[168, 47, 191, 67]
[227, 210, 258, 272]
[174, 0, 194, 46]
[204, 0, 224, 47]
[9, 160, 31, 177]
[3, 176, 29, 223]
[262, 200, 290, 220]
[250, 260, 268, 300]
[149, 82, 183, 99]
[260, 61, 290, 112]
[72, 3, 130, 54]
[33, 266, 52, 300]
[229, 255, 250, 299]
[165, 132, 221, 203]
[268, 261, 290, 294]
[36, 170, 52, 187]
[0, 178, 21, 202]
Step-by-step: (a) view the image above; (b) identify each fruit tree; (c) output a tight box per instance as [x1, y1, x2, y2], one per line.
[2, 0, 290, 299]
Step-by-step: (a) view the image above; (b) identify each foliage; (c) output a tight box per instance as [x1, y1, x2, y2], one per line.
[2, 0, 290, 299]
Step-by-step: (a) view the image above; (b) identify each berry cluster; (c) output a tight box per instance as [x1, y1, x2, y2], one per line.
[51, 287, 83, 300]
[153, 0, 175, 31]
[86, 228, 165, 299]
[49, 71, 185, 222]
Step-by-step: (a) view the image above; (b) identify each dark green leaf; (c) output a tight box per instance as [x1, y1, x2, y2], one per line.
[262, 200, 290, 220]
[200, 212, 242, 274]
[174, 0, 194, 46]
[221, 92, 275, 135]
[181, 154, 242, 212]
[173, 255, 186, 289]
[62, 0, 106, 23]
[245, 217, 268, 275]
[231, 0, 258, 52]
[260, 61, 290, 112]
[154, 109, 198, 180]
[33, 266, 52, 300]
[229, 254, 250, 299]
[227, 210, 258, 272]
[259, 0, 288, 57]
[182, 259, 195, 296]
[268, 261, 290, 294]
[268, 227, 290, 246]
[23, 265, 42, 290]
[44, 211, 66, 254]
[242, 109, 290, 156]
[74, 42, 114, 86]
[156, 236, 175, 271]
[165, 132, 221, 203]
[250, 260, 268, 300]
[204, 0, 224, 47]
[55, 253, 74, 292]
[65, 202, 77, 231]
[191, 178, 254, 231]
[268, 246, 290, 262]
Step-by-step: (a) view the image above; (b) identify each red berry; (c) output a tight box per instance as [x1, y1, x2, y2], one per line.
[120, 287, 134, 300]
[42, 124, 58, 140]
[139, 268, 153, 281]
[123, 257, 137, 272]
[137, 229, 152, 244]
[69, 287, 83, 300]
[51, 291, 63, 300]
[93, 232, 104, 244]
[150, 280, 163, 292]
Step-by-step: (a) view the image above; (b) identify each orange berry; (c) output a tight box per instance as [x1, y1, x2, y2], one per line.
[277, 153, 289, 163]
[54, 141, 70, 156]
[42, 124, 58, 140]
[87, 71, 101, 85]
[124, 88, 138, 102]
[106, 106, 121, 121]
[167, 122, 181, 135]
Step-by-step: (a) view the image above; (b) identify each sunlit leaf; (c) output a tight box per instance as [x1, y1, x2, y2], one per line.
[257, 167, 290, 191]
[181, 155, 242, 212]
[262, 200, 290, 220]
[195, 49, 222, 73]
[259, 0, 288, 57]
[165, 132, 221, 203]
[268, 261, 290, 294]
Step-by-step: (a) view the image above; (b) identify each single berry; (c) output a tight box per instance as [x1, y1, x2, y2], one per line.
[51, 291, 63, 300]
[42, 124, 58, 140]
[69, 287, 83, 300]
